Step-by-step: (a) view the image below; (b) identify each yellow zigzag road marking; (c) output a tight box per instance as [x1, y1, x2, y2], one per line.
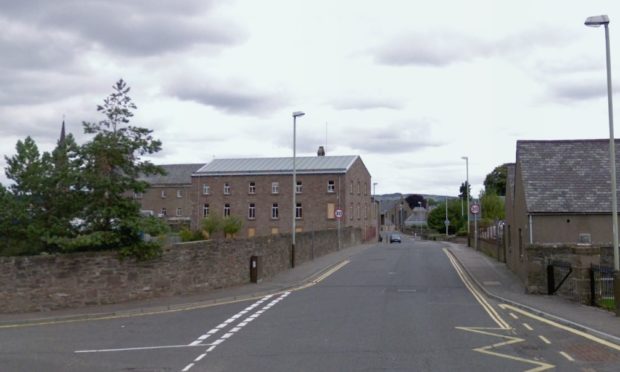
[444, 248, 555, 371]
[457, 327, 554, 372]
[499, 303, 620, 352]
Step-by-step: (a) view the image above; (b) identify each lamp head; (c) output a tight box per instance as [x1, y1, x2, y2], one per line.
[292, 111, 305, 118]
[585, 15, 610, 27]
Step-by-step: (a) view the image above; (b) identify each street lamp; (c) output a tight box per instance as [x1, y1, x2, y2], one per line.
[585, 14, 620, 315]
[462, 156, 470, 239]
[292, 111, 305, 268]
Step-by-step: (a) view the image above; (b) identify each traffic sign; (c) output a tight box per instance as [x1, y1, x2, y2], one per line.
[335, 209, 344, 219]
[444, 219, 450, 226]
[470, 204, 480, 215]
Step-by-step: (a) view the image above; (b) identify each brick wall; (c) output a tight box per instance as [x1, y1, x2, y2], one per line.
[0, 228, 361, 313]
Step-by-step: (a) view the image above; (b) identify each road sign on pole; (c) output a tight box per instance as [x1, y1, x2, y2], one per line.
[335, 209, 343, 219]
[470, 204, 480, 215]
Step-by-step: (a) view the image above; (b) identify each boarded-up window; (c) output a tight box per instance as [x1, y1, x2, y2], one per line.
[327, 203, 335, 219]
[296, 227, 303, 233]
[248, 228, 256, 238]
[271, 227, 279, 235]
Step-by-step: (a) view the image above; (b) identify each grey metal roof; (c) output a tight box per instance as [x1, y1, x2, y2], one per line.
[194, 156, 358, 176]
[139, 163, 204, 185]
[517, 140, 620, 213]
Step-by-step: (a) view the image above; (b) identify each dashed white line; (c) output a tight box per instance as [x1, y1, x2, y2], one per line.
[538, 335, 551, 345]
[559, 351, 575, 362]
[522, 323, 533, 331]
[509, 313, 518, 320]
[194, 354, 206, 362]
[181, 363, 194, 372]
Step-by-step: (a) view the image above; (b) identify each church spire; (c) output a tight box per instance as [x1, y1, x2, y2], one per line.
[59, 117, 66, 146]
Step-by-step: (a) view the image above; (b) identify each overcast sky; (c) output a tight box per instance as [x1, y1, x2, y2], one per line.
[1, 0, 619, 197]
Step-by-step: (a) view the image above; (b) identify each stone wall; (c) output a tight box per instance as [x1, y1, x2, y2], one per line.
[0, 227, 361, 313]
[524, 244, 602, 303]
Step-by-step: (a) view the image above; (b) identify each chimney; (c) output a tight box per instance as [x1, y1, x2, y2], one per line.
[317, 146, 325, 156]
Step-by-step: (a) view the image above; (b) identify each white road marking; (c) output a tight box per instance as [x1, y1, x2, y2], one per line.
[523, 323, 533, 331]
[182, 363, 194, 372]
[559, 351, 575, 362]
[194, 354, 206, 362]
[509, 313, 518, 320]
[75, 344, 207, 353]
[539, 335, 551, 344]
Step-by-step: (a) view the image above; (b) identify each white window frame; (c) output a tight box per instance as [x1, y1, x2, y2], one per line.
[203, 184, 210, 195]
[176, 189, 182, 198]
[176, 207, 183, 216]
[272, 182, 279, 194]
[249, 182, 256, 194]
[161, 207, 167, 216]
[224, 183, 231, 195]
[203, 203, 209, 217]
[296, 203, 302, 219]
[327, 180, 335, 193]
[296, 181, 303, 194]
[224, 203, 231, 217]
[248, 203, 256, 219]
[161, 190, 167, 198]
[271, 203, 279, 219]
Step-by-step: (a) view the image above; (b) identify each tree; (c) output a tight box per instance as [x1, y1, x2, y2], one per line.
[78, 79, 164, 252]
[222, 216, 243, 238]
[483, 163, 509, 196]
[480, 191, 505, 221]
[459, 181, 471, 200]
[427, 198, 464, 234]
[405, 194, 426, 209]
[202, 215, 222, 238]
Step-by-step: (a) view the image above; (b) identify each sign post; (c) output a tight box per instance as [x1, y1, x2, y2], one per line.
[335, 209, 343, 250]
[470, 203, 480, 250]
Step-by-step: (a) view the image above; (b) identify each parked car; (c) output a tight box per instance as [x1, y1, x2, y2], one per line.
[389, 234, 402, 243]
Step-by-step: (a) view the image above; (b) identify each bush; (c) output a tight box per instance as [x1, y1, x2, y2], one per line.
[222, 216, 243, 238]
[202, 215, 222, 237]
[179, 228, 205, 242]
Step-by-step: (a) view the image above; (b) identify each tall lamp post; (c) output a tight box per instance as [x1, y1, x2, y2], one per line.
[585, 15, 620, 315]
[462, 156, 470, 242]
[292, 111, 305, 268]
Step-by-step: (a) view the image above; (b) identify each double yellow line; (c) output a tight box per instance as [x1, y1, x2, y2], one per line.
[443, 248, 509, 329]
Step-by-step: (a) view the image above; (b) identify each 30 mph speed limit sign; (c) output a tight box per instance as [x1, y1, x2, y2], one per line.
[470, 204, 480, 215]
[335, 209, 344, 219]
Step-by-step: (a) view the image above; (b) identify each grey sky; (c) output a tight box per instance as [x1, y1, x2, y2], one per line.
[1, 0, 620, 197]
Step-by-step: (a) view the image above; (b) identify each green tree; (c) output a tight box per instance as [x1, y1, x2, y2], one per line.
[202, 215, 222, 238]
[222, 216, 243, 238]
[483, 163, 509, 196]
[427, 198, 464, 234]
[459, 181, 471, 200]
[78, 79, 164, 252]
[480, 191, 505, 222]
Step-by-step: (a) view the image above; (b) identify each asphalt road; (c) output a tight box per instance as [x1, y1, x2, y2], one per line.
[2, 237, 620, 371]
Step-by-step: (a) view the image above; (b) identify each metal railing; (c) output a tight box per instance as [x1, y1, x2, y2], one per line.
[590, 265, 616, 310]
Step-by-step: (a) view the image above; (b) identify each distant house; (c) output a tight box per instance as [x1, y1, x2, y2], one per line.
[378, 195, 411, 231]
[505, 139, 618, 281]
[136, 163, 203, 229]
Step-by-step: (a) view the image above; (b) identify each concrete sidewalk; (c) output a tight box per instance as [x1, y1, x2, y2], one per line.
[0, 243, 374, 327]
[446, 241, 620, 343]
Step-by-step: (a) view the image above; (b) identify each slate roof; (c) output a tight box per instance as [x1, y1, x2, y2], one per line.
[194, 156, 359, 176]
[139, 163, 204, 185]
[517, 140, 620, 213]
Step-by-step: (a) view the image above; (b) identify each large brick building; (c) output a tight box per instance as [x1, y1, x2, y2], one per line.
[190, 154, 376, 239]
[136, 163, 203, 229]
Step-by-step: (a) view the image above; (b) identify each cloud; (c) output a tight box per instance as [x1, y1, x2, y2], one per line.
[546, 78, 606, 102]
[0, 0, 245, 57]
[330, 97, 404, 111]
[166, 79, 289, 115]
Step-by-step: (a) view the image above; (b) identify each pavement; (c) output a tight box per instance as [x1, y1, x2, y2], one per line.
[2, 236, 620, 348]
[445, 240, 620, 344]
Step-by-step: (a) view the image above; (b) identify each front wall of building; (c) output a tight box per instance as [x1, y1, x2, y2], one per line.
[137, 184, 193, 225]
[342, 158, 376, 239]
[529, 214, 612, 245]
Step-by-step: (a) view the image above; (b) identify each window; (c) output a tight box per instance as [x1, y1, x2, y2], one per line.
[224, 203, 230, 217]
[357, 203, 361, 219]
[365, 204, 368, 219]
[161, 207, 167, 216]
[350, 181, 353, 194]
[364, 182, 368, 196]
[296, 181, 303, 193]
[133, 192, 143, 199]
[350, 203, 354, 220]
[327, 203, 335, 219]
[248, 228, 256, 238]
[249, 182, 256, 194]
[296, 203, 302, 219]
[271, 203, 279, 219]
[224, 183, 231, 195]
[357, 181, 361, 195]
[176, 189, 182, 198]
[161, 190, 167, 198]
[176, 208, 182, 216]
[248, 203, 256, 219]
[203, 203, 209, 217]
[272, 182, 279, 194]
[271, 227, 279, 235]
[202, 184, 210, 195]
[327, 180, 335, 193]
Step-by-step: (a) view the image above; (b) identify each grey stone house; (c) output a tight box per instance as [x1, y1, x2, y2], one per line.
[505, 139, 617, 284]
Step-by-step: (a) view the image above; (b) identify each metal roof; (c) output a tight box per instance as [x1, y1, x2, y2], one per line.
[194, 156, 359, 176]
[517, 139, 620, 213]
[139, 163, 204, 185]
